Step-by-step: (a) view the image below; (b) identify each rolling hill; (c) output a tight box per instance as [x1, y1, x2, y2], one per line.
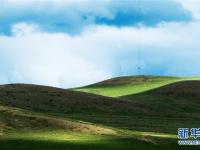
[0, 84, 163, 116]
[75, 76, 191, 97]
[75, 77, 200, 133]
[0, 76, 200, 150]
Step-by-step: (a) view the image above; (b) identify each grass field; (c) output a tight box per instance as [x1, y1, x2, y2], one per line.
[0, 76, 200, 149]
[0, 131, 189, 150]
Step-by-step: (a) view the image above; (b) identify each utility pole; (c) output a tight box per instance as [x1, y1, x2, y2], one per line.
[137, 0, 142, 75]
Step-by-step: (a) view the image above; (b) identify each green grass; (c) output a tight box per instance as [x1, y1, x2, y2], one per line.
[1, 76, 200, 149]
[0, 138, 185, 150]
[75, 76, 199, 97]
[1, 130, 198, 150]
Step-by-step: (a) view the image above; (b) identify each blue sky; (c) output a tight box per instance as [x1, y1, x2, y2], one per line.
[0, 0, 200, 88]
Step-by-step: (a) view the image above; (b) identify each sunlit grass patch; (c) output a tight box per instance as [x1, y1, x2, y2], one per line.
[0, 130, 110, 143]
[0, 129, 177, 143]
[76, 76, 200, 97]
[75, 77, 181, 97]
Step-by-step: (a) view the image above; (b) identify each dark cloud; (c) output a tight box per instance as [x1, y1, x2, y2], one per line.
[95, 0, 192, 26]
[0, 0, 193, 35]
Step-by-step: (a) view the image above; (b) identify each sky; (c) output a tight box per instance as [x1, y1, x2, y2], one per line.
[0, 0, 200, 88]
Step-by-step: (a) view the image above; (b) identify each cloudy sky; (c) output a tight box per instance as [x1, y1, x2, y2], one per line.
[0, 0, 200, 88]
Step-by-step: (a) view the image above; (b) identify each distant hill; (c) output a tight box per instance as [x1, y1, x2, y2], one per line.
[75, 76, 190, 97]
[89, 76, 178, 86]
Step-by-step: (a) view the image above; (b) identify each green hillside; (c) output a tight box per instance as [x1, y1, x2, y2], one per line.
[76, 76, 199, 97]
[1, 77, 200, 149]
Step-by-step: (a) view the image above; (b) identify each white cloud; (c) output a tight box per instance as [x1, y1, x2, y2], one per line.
[0, 21, 200, 88]
[175, 0, 200, 19]
[11, 22, 39, 36]
[0, 27, 113, 87]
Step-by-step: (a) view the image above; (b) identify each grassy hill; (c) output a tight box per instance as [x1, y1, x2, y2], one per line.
[76, 76, 199, 97]
[74, 77, 200, 134]
[0, 84, 169, 117]
[0, 76, 200, 149]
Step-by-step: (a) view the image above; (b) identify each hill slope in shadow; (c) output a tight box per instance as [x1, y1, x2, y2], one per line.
[0, 84, 142, 115]
[1, 79, 200, 134]
[122, 80, 200, 121]
[145, 80, 200, 98]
